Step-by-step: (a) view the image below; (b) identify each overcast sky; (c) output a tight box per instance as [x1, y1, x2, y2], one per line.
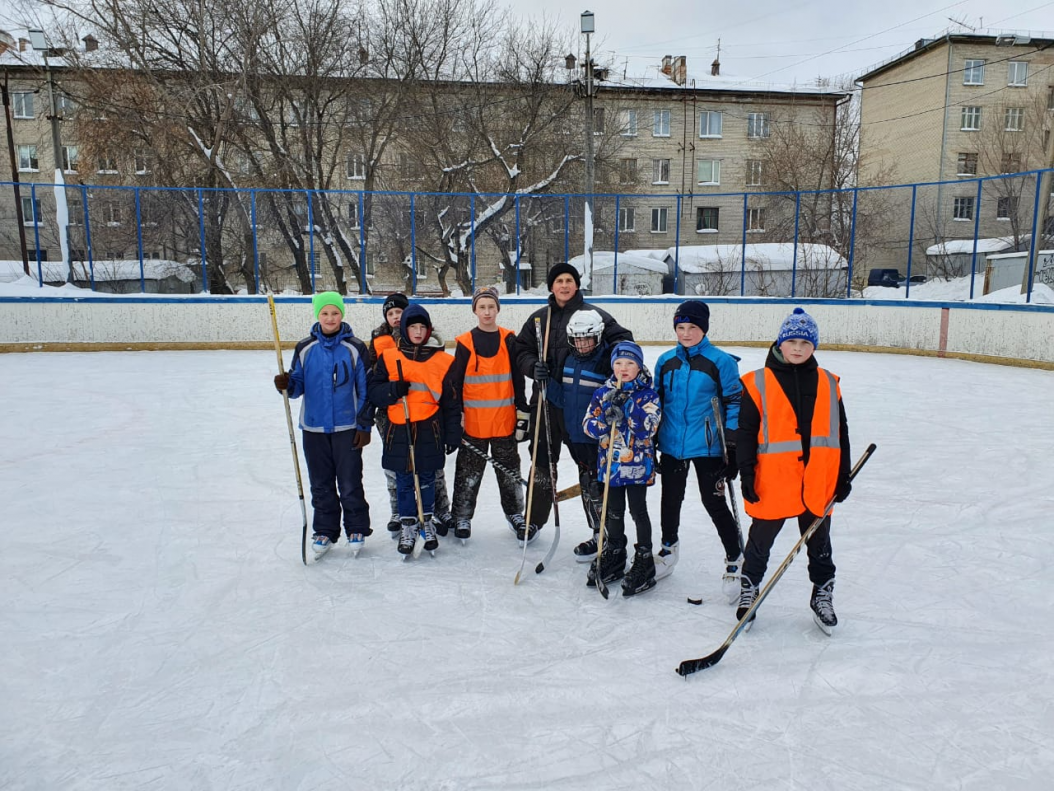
[1, 0, 1052, 86]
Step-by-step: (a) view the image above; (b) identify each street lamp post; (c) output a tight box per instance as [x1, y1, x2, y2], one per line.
[28, 29, 70, 277]
[581, 10, 595, 290]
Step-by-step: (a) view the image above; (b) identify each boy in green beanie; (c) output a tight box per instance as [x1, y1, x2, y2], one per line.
[274, 292, 373, 559]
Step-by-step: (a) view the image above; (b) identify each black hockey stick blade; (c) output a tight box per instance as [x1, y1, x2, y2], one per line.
[677, 645, 728, 676]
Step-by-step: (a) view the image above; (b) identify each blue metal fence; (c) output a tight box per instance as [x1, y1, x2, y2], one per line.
[4, 169, 1051, 303]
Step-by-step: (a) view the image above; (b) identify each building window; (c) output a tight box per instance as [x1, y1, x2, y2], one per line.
[12, 91, 34, 119]
[653, 109, 671, 137]
[620, 109, 637, 137]
[698, 110, 722, 138]
[652, 158, 670, 185]
[747, 207, 765, 232]
[97, 152, 118, 173]
[1007, 61, 1028, 87]
[747, 112, 770, 139]
[17, 144, 38, 171]
[953, 196, 974, 221]
[696, 158, 720, 185]
[650, 207, 668, 233]
[347, 201, 360, 228]
[593, 107, 605, 134]
[62, 145, 78, 173]
[1000, 153, 1022, 174]
[618, 206, 635, 232]
[1049, 87, 1054, 110]
[963, 59, 985, 85]
[68, 195, 83, 225]
[20, 196, 42, 226]
[746, 159, 764, 187]
[134, 150, 151, 174]
[956, 152, 978, 175]
[1004, 108, 1024, 132]
[619, 158, 638, 184]
[696, 206, 719, 232]
[997, 196, 1019, 220]
[961, 106, 981, 131]
[398, 153, 420, 180]
[105, 202, 122, 226]
[346, 153, 365, 180]
[57, 94, 77, 115]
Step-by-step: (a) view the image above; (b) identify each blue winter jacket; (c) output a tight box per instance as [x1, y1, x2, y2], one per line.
[555, 343, 611, 445]
[583, 371, 662, 486]
[655, 337, 742, 460]
[286, 322, 372, 433]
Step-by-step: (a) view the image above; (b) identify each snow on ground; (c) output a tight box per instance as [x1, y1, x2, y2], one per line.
[2, 347, 1053, 789]
[861, 273, 1054, 304]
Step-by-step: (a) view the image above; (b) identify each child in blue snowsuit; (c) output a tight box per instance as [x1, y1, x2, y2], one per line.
[273, 292, 373, 558]
[582, 341, 662, 596]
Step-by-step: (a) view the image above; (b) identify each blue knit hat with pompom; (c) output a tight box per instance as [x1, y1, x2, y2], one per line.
[776, 307, 819, 348]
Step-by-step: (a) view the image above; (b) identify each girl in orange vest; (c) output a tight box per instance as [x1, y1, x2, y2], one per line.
[449, 287, 531, 542]
[736, 308, 851, 634]
[367, 305, 462, 556]
[368, 293, 456, 540]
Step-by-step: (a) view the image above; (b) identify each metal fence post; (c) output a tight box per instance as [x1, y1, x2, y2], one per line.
[674, 194, 682, 295]
[969, 178, 982, 300]
[791, 190, 801, 298]
[80, 184, 94, 287]
[250, 189, 260, 294]
[307, 190, 314, 294]
[470, 193, 476, 293]
[741, 193, 748, 296]
[515, 194, 521, 295]
[197, 188, 208, 292]
[358, 191, 366, 295]
[564, 194, 570, 263]
[410, 193, 417, 296]
[31, 183, 42, 286]
[905, 184, 918, 299]
[612, 194, 621, 296]
[1027, 173, 1043, 304]
[134, 187, 145, 293]
[846, 188, 859, 296]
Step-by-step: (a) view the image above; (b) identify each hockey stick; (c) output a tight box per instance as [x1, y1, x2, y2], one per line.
[459, 438, 582, 501]
[593, 417, 621, 600]
[676, 442, 877, 677]
[711, 396, 742, 541]
[515, 311, 551, 585]
[267, 294, 308, 566]
[534, 311, 562, 576]
[396, 359, 426, 559]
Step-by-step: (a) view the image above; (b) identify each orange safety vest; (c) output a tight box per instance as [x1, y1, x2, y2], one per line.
[457, 327, 516, 438]
[740, 367, 842, 520]
[372, 333, 396, 362]
[381, 346, 455, 424]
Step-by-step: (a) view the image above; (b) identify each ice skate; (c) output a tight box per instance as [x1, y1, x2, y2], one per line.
[311, 534, 333, 559]
[421, 514, 439, 555]
[654, 541, 678, 580]
[586, 543, 627, 588]
[573, 531, 599, 563]
[722, 553, 744, 604]
[397, 518, 417, 557]
[810, 579, 837, 636]
[434, 511, 454, 538]
[454, 518, 472, 544]
[346, 533, 365, 557]
[621, 545, 657, 597]
[387, 515, 401, 539]
[737, 576, 759, 631]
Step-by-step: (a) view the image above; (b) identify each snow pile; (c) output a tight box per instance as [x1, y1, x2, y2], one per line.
[862, 273, 1054, 304]
[665, 243, 847, 273]
[924, 237, 1015, 256]
[0, 259, 197, 284]
[567, 252, 668, 274]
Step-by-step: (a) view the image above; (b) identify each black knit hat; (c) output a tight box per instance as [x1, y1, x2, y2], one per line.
[673, 300, 710, 334]
[546, 262, 582, 291]
[382, 292, 409, 319]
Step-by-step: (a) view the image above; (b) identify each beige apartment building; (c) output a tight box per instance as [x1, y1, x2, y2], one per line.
[858, 32, 1054, 274]
[0, 36, 845, 294]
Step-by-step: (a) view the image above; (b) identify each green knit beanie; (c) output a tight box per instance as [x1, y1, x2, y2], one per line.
[312, 291, 345, 319]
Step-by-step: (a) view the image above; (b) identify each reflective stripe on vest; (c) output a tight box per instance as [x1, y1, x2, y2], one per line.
[742, 366, 841, 519]
[382, 347, 455, 424]
[457, 328, 516, 438]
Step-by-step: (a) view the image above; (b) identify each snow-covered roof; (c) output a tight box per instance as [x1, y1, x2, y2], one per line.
[0, 259, 197, 283]
[662, 243, 847, 274]
[599, 66, 846, 97]
[925, 237, 1016, 256]
[567, 252, 668, 274]
[986, 249, 1054, 261]
[621, 248, 669, 261]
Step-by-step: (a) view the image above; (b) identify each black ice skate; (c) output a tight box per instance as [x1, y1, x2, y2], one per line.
[737, 576, 759, 631]
[810, 579, 837, 635]
[421, 514, 439, 555]
[621, 545, 657, 597]
[397, 518, 417, 557]
[586, 543, 627, 588]
[574, 531, 599, 563]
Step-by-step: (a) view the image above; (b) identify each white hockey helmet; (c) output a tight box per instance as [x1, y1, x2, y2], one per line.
[567, 309, 604, 358]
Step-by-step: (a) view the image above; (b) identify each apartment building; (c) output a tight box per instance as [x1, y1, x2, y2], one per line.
[858, 32, 1054, 272]
[0, 36, 846, 293]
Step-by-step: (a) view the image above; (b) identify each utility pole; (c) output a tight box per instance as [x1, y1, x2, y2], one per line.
[2, 72, 30, 275]
[581, 10, 595, 290]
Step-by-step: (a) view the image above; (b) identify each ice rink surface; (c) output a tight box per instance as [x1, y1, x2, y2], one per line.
[2, 345, 1053, 790]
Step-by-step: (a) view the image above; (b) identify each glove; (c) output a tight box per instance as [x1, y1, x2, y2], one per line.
[390, 380, 411, 399]
[273, 373, 289, 392]
[352, 429, 371, 450]
[611, 390, 630, 407]
[835, 476, 852, 503]
[603, 404, 624, 425]
[515, 411, 530, 442]
[533, 360, 550, 383]
[445, 442, 459, 456]
[741, 475, 759, 504]
[722, 443, 739, 481]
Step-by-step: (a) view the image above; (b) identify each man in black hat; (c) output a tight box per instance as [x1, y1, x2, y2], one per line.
[512, 262, 632, 544]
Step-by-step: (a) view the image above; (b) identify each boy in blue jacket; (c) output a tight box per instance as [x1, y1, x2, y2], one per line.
[654, 300, 744, 602]
[274, 292, 373, 559]
[583, 341, 662, 595]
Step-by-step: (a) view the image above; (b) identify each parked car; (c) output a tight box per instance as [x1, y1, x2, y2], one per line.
[868, 268, 903, 287]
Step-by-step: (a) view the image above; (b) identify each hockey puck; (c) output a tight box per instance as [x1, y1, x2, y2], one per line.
[686, 597, 704, 606]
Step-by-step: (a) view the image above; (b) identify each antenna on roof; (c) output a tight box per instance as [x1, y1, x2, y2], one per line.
[947, 15, 976, 32]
